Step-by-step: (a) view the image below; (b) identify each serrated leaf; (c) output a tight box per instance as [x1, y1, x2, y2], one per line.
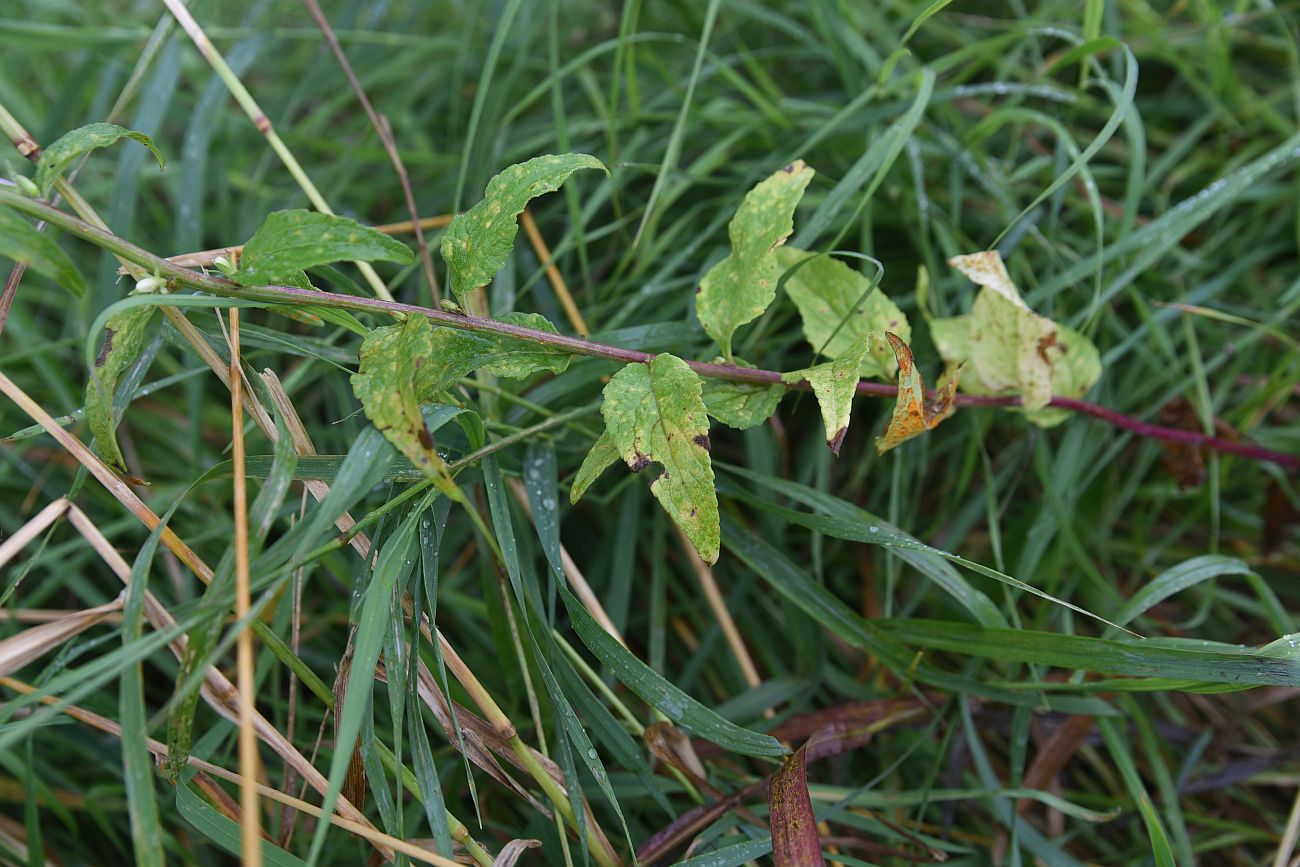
[777, 246, 909, 379]
[950, 251, 1059, 411]
[696, 161, 815, 358]
[570, 429, 619, 503]
[232, 209, 413, 287]
[350, 315, 443, 481]
[782, 335, 872, 455]
[0, 205, 85, 295]
[442, 153, 606, 303]
[701, 357, 784, 430]
[87, 305, 158, 473]
[602, 354, 719, 564]
[875, 332, 960, 453]
[37, 122, 165, 196]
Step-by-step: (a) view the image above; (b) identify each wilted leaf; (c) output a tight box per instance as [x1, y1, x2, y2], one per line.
[0, 205, 85, 296]
[951, 251, 1058, 410]
[37, 122, 164, 196]
[875, 332, 960, 453]
[769, 743, 826, 867]
[777, 246, 908, 379]
[933, 251, 1101, 424]
[603, 354, 719, 564]
[696, 161, 814, 358]
[701, 357, 784, 430]
[351, 315, 444, 481]
[87, 305, 158, 473]
[442, 153, 605, 304]
[570, 429, 620, 504]
[232, 209, 413, 287]
[782, 335, 873, 455]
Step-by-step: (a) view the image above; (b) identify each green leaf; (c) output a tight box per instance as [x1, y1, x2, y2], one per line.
[569, 429, 620, 503]
[781, 334, 872, 455]
[441, 153, 605, 303]
[351, 315, 443, 482]
[701, 357, 784, 430]
[86, 304, 158, 474]
[0, 205, 85, 295]
[603, 353, 719, 564]
[232, 209, 413, 287]
[560, 586, 787, 757]
[696, 161, 814, 358]
[353, 314, 568, 484]
[36, 122, 164, 196]
[777, 247, 908, 379]
[875, 332, 960, 454]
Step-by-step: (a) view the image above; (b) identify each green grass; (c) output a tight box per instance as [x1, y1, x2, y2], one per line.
[1, 2, 1299, 865]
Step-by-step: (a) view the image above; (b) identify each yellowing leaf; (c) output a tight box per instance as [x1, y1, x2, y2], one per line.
[569, 429, 620, 504]
[875, 332, 960, 453]
[442, 154, 606, 304]
[777, 247, 908, 379]
[351, 315, 444, 481]
[949, 251, 1060, 411]
[232, 210, 413, 287]
[87, 305, 158, 474]
[701, 357, 784, 430]
[37, 123, 164, 197]
[603, 354, 719, 564]
[782, 335, 873, 455]
[696, 161, 814, 358]
[931, 310, 1101, 428]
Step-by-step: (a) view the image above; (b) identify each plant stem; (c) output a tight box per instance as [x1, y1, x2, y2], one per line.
[1, 188, 1294, 471]
[161, 0, 397, 302]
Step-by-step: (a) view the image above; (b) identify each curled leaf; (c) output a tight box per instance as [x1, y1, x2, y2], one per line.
[37, 122, 164, 196]
[935, 251, 1101, 424]
[0, 205, 85, 296]
[778, 246, 908, 379]
[696, 161, 814, 358]
[701, 357, 784, 430]
[603, 354, 719, 564]
[87, 305, 158, 474]
[232, 209, 413, 287]
[782, 335, 873, 455]
[950, 251, 1058, 410]
[442, 153, 606, 304]
[875, 332, 960, 453]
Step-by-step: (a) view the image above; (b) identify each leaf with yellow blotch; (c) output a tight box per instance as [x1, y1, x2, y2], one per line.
[949, 251, 1060, 411]
[350, 315, 448, 484]
[442, 154, 606, 305]
[696, 161, 814, 359]
[781, 334, 873, 455]
[602, 354, 719, 564]
[875, 332, 961, 453]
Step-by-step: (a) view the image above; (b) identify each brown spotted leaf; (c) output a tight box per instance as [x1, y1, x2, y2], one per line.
[602, 354, 719, 564]
[875, 332, 960, 453]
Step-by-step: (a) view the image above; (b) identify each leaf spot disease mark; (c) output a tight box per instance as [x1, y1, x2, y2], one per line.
[95, 328, 116, 367]
[693, 434, 711, 450]
[630, 453, 651, 472]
